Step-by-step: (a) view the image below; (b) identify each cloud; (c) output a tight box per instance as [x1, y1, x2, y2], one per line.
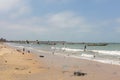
[0, 0, 20, 11]
[113, 18, 120, 33]
[116, 18, 120, 23]
[46, 11, 93, 32]
[10, 5, 31, 18]
[0, 0, 23, 12]
[1, 10, 118, 41]
[0, 0, 31, 18]
[47, 12, 83, 28]
[90, 18, 120, 40]
[0, 20, 46, 33]
[0, 0, 119, 42]
[0, 11, 94, 40]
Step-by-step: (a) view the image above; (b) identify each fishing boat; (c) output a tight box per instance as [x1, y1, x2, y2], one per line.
[87, 43, 108, 46]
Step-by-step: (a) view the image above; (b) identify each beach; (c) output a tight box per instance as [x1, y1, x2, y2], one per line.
[0, 43, 120, 80]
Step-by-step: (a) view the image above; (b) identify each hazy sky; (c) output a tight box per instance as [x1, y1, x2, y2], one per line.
[0, 0, 120, 42]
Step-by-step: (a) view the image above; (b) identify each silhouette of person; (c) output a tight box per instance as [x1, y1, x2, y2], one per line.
[23, 48, 25, 52]
[84, 45, 87, 51]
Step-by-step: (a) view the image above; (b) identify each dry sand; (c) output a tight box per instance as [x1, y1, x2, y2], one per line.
[0, 43, 45, 80]
[0, 43, 120, 80]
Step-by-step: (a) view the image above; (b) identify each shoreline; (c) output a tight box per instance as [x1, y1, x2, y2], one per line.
[7, 42, 120, 66]
[26, 48, 120, 66]
[1, 43, 120, 80]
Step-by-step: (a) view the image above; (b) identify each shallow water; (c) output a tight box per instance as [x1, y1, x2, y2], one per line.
[6, 42, 120, 65]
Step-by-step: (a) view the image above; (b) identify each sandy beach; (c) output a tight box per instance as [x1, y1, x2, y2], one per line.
[0, 43, 120, 80]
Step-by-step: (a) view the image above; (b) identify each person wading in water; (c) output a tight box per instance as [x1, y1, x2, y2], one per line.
[84, 45, 87, 51]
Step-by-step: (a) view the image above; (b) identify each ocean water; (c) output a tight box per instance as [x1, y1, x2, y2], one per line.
[6, 42, 120, 65]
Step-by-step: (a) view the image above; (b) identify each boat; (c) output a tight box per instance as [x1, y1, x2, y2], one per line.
[87, 43, 108, 46]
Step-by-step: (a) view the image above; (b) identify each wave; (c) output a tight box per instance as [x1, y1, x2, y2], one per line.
[68, 54, 120, 66]
[51, 47, 120, 56]
[51, 47, 83, 52]
[92, 50, 120, 56]
[81, 54, 94, 58]
[8, 42, 120, 56]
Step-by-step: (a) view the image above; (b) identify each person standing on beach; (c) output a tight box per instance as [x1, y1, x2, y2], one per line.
[22, 48, 25, 55]
[23, 48, 25, 52]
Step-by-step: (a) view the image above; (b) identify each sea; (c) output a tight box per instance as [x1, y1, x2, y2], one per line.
[6, 42, 120, 66]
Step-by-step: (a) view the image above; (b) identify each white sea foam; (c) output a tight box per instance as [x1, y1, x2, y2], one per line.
[93, 59, 120, 65]
[81, 54, 94, 58]
[51, 47, 83, 52]
[92, 50, 120, 56]
[65, 54, 120, 66]
[15, 46, 24, 48]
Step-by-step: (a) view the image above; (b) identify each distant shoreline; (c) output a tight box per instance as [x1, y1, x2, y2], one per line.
[6, 40, 111, 45]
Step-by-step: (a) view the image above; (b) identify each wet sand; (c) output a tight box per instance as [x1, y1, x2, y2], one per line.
[1, 43, 120, 80]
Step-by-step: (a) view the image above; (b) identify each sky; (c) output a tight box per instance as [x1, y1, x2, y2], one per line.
[0, 0, 120, 42]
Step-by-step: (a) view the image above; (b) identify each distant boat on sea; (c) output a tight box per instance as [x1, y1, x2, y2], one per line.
[87, 43, 108, 46]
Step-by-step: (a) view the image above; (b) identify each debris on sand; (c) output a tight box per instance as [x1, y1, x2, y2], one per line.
[74, 71, 87, 76]
[39, 55, 44, 58]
